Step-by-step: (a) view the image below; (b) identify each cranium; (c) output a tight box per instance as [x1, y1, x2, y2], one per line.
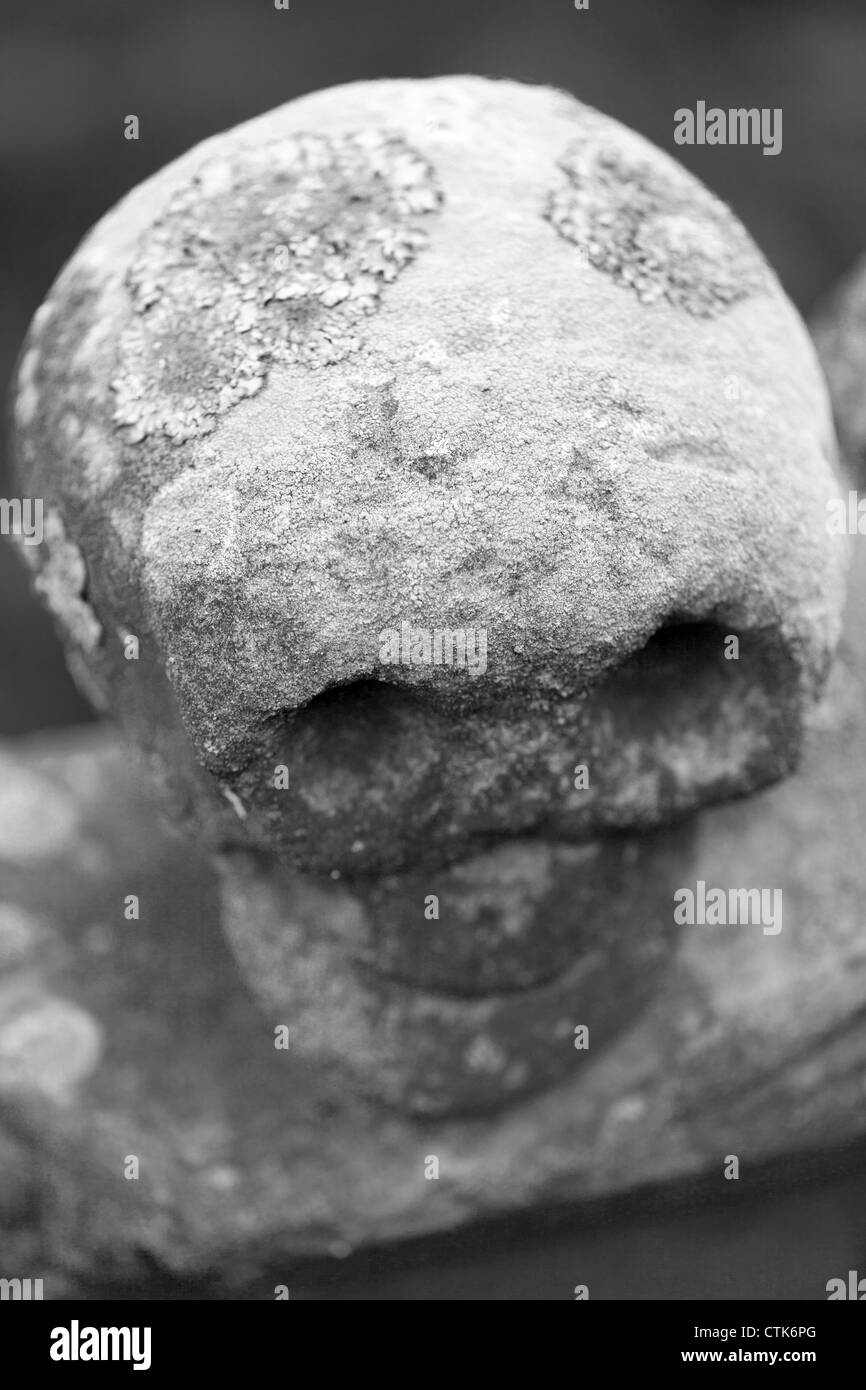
[11, 77, 845, 1117]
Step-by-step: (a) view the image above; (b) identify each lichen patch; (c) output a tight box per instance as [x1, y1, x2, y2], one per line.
[0, 753, 80, 862]
[32, 509, 103, 653]
[111, 131, 442, 445]
[0, 904, 46, 968]
[14, 347, 40, 429]
[545, 132, 770, 316]
[0, 991, 103, 1098]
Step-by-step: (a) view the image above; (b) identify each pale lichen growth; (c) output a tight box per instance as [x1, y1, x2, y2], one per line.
[0, 752, 80, 862]
[0, 904, 46, 968]
[14, 347, 40, 429]
[0, 992, 103, 1099]
[546, 133, 770, 316]
[111, 131, 442, 444]
[32, 509, 103, 653]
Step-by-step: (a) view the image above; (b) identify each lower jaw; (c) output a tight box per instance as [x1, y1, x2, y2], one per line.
[217, 821, 692, 1116]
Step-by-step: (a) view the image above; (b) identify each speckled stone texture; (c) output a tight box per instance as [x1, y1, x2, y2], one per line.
[7, 76, 850, 1115]
[0, 535, 864, 1291]
[1, 245, 864, 1298]
[10, 77, 845, 879]
[218, 828, 689, 1115]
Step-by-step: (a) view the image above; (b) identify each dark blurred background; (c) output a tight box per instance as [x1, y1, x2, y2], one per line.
[2, 0, 865, 1298]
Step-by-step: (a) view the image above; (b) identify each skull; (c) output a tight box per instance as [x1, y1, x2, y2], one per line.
[11, 77, 846, 1116]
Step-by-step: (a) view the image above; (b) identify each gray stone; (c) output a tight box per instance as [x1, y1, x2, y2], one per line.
[7, 77, 849, 1118]
[0, 540, 863, 1288]
[10, 78, 845, 879]
[4, 81, 865, 1290]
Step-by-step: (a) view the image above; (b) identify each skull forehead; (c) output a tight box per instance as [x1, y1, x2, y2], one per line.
[17, 74, 833, 544]
[11, 76, 845, 772]
[140, 338, 820, 759]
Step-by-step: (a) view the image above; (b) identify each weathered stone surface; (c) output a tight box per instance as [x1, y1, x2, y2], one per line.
[7, 76, 850, 1118]
[220, 828, 688, 1115]
[3, 79, 863, 1286]
[0, 538, 863, 1291]
[10, 77, 845, 883]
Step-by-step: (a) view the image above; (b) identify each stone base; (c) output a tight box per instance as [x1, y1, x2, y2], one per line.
[0, 547, 864, 1296]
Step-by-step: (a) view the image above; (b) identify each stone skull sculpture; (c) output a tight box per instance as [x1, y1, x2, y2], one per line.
[10, 77, 845, 1117]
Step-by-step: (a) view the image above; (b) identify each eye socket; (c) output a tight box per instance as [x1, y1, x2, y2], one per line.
[629, 619, 746, 706]
[283, 678, 424, 777]
[243, 676, 451, 875]
[634, 617, 793, 694]
[601, 618, 788, 724]
[295, 677, 404, 714]
[219, 612, 799, 879]
[576, 616, 801, 825]
[640, 619, 730, 662]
